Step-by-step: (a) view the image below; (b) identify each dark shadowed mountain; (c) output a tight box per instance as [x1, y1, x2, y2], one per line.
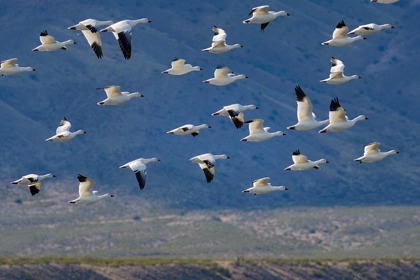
[1, 0, 419, 209]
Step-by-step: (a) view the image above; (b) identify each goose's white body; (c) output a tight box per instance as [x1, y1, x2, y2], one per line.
[212, 104, 259, 129]
[242, 177, 288, 195]
[11, 173, 55, 185]
[0, 58, 35, 76]
[167, 124, 211, 137]
[320, 57, 361, 85]
[241, 119, 285, 142]
[190, 153, 229, 183]
[162, 58, 202, 75]
[354, 142, 399, 163]
[96, 85, 143, 105]
[69, 174, 113, 205]
[284, 150, 328, 171]
[319, 98, 368, 133]
[243, 5, 290, 30]
[120, 158, 160, 190]
[203, 65, 248, 86]
[68, 19, 114, 58]
[202, 26, 243, 54]
[371, 0, 399, 4]
[348, 23, 394, 36]
[322, 21, 366, 47]
[11, 173, 56, 196]
[100, 19, 151, 60]
[287, 86, 328, 131]
[32, 30, 76, 52]
[46, 118, 86, 142]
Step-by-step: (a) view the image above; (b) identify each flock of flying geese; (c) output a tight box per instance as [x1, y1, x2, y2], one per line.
[5, 2, 401, 203]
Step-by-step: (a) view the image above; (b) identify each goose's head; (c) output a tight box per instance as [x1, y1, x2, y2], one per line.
[235, 74, 248, 80]
[233, 44, 243, 49]
[202, 124, 212, 129]
[351, 75, 362, 80]
[129, 18, 152, 26]
[215, 154, 230, 160]
[383, 24, 395, 29]
[390, 150, 400, 155]
[248, 105, 259, 110]
[131, 92, 144, 98]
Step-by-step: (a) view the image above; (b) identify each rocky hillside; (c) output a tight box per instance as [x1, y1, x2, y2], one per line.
[1, 258, 419, 280]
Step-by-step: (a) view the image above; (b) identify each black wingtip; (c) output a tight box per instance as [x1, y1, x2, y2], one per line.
[91, 42, 103, 59]
[40, 30, 48, 36]
[330, 97, 341, 111]
[29, 185, 39, 196]
[292, 149, 301, 155]
[172, 57, 179, 61]
[77, 174, 88, 182]
[216, 64, 226, 69]
[336, 20, 346, 29]
[295, 85, 306, 101]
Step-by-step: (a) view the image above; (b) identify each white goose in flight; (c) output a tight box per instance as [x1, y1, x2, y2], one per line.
[212, 104, 259, 129]
[11, 173, 56, 196]
[287, 86, 328, 131]
[284, 150, 329, 171]
[354, 142, 399, 163]
[69, 174, 114, 205]
[320, 57, 361, 85]
[322, 21, 366, 46]
[241, 119, 285, 142]
[0, 58, 35, 76]
[167, 124, 211, 137]
[162, 58, 202, 75]
[68, 19, 114, 58]
[319, 98, 368, 133]
[46, 117, 86, 142]
[243, 5, 290, 30]
[242, 177, 288, 196]
[120, 158, 160, 190]
[203, 65, 248, 86]
[348, 23, 394, 36]
[32, 30, 76, 51]
[96, 85, 144, 105]
[202, 26, 243, 54]
[190, 153, 229, 183]
[100, 19, 151, 60]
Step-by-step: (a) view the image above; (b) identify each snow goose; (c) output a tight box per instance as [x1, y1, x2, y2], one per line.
[11, 173, 56, 196]
[0, 58, 35, 76]
[68, 19, 114, 58]
[285, 150, 328, 171]
[100, 19, 151, 60]
[242, 177, 288, 196]
[287, 86, 328, 131]
[202, 26, 243, 54]
[241, 119, 285, 142]
[69, 174, 114, 205]
[96, 85, 144, 105]
[32, 30, 76, 51]
[167, 124, 211, 137]
[319, 98, 368, 133]
[46, 117, 86, 142]
[320, 57, 361, 85]
[348, 23, 394, 36]
[243, 5, 290, 30]
[119, 158, 160, 190]
[354, 142, 399, 163]
[322, 21, 366, 46]
[371, 0, 399, 3]
[212, 104, 259, 129]
[162, 58, 202, 75]
[190, 153, 229, 183]
[203, 65, 248, 86]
